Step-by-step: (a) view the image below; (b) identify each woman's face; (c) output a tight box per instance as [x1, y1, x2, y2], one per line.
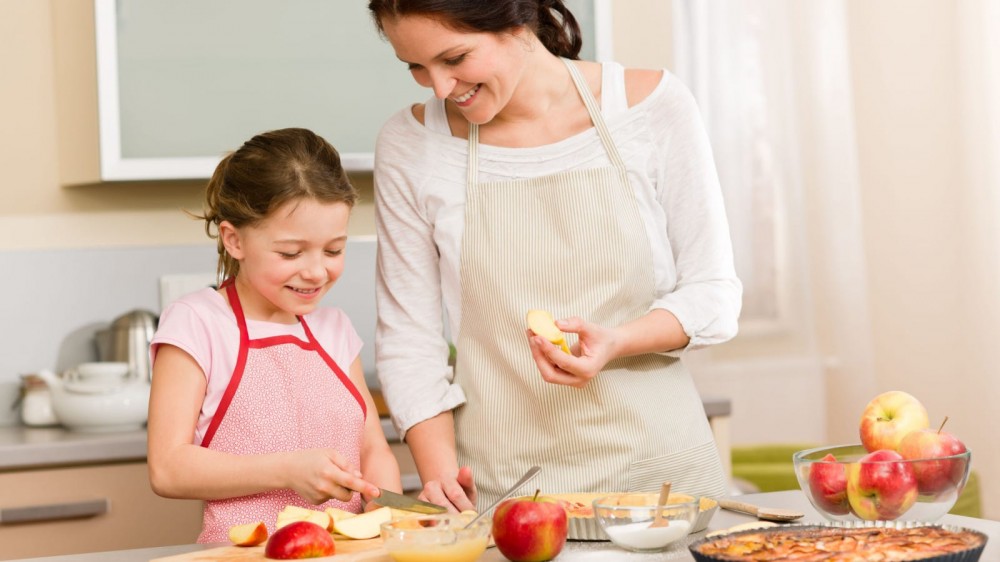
[381, 14, 530, 125]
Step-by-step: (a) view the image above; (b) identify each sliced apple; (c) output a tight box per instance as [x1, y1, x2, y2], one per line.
[325, 506, 358, 531]
[388, 508, 415, 521]
[332, 506, 392, 539]
[228, 521, 268, 546]
[276, 504, 331, 531]
[526, 309, 570, 353]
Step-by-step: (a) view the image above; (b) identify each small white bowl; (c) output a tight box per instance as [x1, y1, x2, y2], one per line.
[71, 362, 130, 387]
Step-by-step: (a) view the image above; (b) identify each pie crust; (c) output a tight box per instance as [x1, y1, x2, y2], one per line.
[689, 522, 987, 562]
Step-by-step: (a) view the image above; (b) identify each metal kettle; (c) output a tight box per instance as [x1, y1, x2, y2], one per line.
[95, 309, 158, 382]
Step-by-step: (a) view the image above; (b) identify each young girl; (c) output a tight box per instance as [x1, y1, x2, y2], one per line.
[147, 128, 400, 542]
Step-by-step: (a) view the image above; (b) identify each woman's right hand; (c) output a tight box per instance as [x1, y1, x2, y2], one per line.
[286, 448, 381, 505]
[418, 465, 477, 512]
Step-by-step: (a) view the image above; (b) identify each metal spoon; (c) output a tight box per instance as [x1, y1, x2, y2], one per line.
[464, 466, 542, 529]
[717, 498, 804, 522]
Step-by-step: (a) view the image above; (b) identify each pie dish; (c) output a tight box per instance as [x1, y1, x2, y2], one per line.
[688, 521, 988, 562]
[549, 492, 719, 540]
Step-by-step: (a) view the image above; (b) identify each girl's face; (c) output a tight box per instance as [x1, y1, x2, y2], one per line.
[221, 198, 351, 323]
[381, 14, 530, 125]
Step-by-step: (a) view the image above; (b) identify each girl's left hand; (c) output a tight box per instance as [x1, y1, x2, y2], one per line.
[526, 316, 618, 388]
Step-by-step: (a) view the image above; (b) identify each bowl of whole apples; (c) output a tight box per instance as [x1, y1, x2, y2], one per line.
[794, 390, 971, 522]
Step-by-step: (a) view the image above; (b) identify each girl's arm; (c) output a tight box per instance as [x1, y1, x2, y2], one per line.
[147, 344, 378, 504]
[346, 357, 402, 506]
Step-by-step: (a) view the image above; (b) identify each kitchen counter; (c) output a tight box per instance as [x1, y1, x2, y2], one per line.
[14, 490, 999, 561]
[0, 426, 148, 471]
[0, 397, 732, 471]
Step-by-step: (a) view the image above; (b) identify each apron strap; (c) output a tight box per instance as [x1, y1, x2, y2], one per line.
[202, 282, 251, 448]
[562, 58, 627, 171]
[466, 59, 627, 186]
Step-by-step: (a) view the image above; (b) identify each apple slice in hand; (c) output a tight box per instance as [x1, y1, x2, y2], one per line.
[526, 309, 570, 353]
[228, 521, 268, 547]
[332, 506, 392, 539]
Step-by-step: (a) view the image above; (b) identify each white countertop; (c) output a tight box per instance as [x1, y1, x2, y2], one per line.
[12, 490, 1000, 561]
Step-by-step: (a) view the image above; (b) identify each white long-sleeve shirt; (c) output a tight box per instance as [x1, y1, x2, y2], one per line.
[373, 62, 742, 437]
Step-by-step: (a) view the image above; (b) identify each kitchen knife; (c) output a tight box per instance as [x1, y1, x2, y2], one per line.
[373, 489, 448, 514]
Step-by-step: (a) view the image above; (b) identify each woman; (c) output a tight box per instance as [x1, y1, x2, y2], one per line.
[368, 0, 742, 512]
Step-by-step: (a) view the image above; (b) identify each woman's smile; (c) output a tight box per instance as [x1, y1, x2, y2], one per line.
[453, 84, 481, 105]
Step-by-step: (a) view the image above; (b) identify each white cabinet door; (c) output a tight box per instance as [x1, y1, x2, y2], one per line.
[94, 0, 608, 181]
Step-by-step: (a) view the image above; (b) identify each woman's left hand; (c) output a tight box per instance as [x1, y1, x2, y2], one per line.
[526, 316, 618, 388]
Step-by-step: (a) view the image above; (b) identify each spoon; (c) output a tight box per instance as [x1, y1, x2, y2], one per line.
[464, 466, 542, 529]
[717, 498, 804, 522]
[650, 481, 672, 528]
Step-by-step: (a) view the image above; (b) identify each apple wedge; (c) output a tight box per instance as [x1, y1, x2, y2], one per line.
[332, 506, 392, 539]
[526, 309, 570, 353]
[228, 521, 268, 546]
[276, 504, 331, 531]
[325, 507, 358, 531]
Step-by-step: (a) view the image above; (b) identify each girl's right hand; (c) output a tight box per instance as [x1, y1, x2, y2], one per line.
[287, 448, 380, 505]
[418, 465, 477, 512]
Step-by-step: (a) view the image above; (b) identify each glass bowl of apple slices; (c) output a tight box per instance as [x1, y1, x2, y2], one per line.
[793, 443, 972, 523]
[380, 512, 490, 562]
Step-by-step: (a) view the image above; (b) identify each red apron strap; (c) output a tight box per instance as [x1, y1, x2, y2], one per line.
[299, 315, 367, 419]
[202, 281, 251, 448]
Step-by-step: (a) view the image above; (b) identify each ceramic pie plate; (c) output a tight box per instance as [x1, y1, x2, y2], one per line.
[688, 520, 988, 562]
[549, 492, 719, 541]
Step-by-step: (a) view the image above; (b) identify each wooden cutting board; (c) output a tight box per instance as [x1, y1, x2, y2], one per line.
[150, 538, 391, 561]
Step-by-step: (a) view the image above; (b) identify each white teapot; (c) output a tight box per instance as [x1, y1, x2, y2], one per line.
[36, 363, 149, 432]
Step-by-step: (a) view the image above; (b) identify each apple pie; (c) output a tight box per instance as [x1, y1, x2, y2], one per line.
[690, 524, 987, 562]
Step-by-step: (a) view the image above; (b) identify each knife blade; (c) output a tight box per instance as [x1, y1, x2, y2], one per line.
[373, 489, 448, 514]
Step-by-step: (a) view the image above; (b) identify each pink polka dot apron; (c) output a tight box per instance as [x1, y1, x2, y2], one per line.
[196, 281, 366, 543]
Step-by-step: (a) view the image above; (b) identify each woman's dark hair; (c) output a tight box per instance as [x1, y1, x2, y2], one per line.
[199, 127, 357, 281]
[369, 0, 583, 60]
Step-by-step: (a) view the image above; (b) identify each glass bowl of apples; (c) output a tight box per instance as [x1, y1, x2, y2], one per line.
[793, 443, 972, 523]
[380, 512, 490, 562]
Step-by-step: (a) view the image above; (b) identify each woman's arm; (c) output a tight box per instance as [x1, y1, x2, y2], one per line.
[528, 309, 688, 388]
[147, 344, 379, 504]
[404, 412, 476, 512]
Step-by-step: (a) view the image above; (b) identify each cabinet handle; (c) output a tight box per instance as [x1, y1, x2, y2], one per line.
[0, 498, 109, 524]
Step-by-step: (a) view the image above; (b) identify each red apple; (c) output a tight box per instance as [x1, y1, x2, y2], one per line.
[492, 490, 568, 562]
[846, 449, 918, 520]
[898, 417, 969, 497]
[807, 453, 851, 515]
[859, 391, 929, 452]
[264, 521, 335, 560]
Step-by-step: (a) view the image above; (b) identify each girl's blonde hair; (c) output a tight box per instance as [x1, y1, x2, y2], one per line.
[198, 128, 357, 281]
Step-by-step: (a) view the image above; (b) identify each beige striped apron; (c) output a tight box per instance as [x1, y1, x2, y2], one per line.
[453, 59, 727, 510]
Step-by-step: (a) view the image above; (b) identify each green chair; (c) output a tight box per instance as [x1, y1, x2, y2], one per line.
[730, 444, 981, 518]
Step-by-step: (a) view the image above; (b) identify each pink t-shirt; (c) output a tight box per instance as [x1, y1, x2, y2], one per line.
[151, 288, 364, 445]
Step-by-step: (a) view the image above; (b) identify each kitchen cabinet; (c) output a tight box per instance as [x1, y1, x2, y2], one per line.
[79, 0, 607, 182]
[0, 462, 202, 560]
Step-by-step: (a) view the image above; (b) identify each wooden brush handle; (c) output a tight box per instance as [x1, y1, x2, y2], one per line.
[717, 498, 760, 516]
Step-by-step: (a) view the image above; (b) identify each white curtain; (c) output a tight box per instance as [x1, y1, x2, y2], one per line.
[671, 0, 878, 442]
